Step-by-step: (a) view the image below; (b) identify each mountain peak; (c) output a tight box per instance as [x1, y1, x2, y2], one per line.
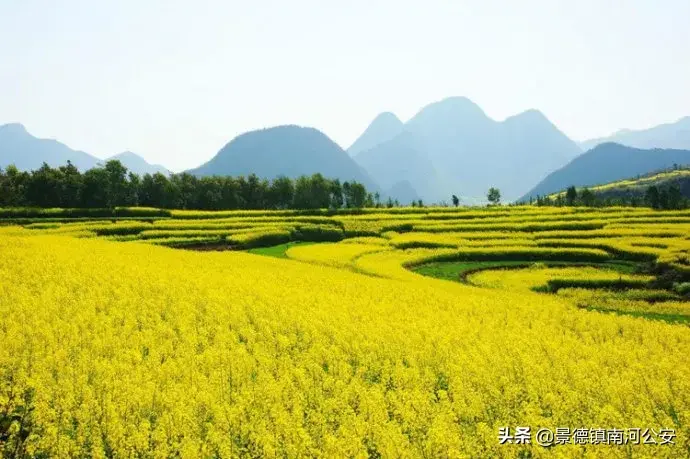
[407, 96, 489, 127]
[518, 108, 547, 119]
[504, 109, 554, 128]
[111, 151, 144, 161]
[372, 111, 402, 125]
[0, 123, 28, 135]
[424, 96, 485, 114]
[347, 112, 404, 156]
[105, 151, 170, 175]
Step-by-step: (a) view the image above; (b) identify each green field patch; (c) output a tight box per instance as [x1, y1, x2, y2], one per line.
[248, 241, 317, 259]
[413, 260, 638, 283]
[585, 307, 690, 325]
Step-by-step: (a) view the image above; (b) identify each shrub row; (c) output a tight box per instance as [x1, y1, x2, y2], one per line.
[404, 247, 612, 268]
[0, 207, 170, 219]
[540, 278, 651, 293]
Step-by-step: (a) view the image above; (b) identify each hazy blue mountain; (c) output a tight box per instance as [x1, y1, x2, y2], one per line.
[0, 123, 100, 171]
[0, 124, 168, 175]
[354, 97, 581, 202]
[107, 151, 170, 176]
[347, 112, 403, 157]
[580, 116, 690, 151]
[353, 130, 444, 201]
[384, 180, 420, 205]
[188, 125, 378, 190]
[518, 143, 690, 201]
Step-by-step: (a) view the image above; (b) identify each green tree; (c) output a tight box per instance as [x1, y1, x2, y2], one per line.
[667, 184, 682, 209]
[487, 187, 501, 205]
[365, 193, 375, 208]
[345, 182, 367, 208]
[58, 161, 82, 207]
[580, 188, 596, 207]
[308, 173, 332, 209]
[197, 177, 224, 210]
[565, 186, 577, 206]
[103, 160, 130, 208]
[658, 187, 670, 210]
[27, 162, 64, 207]
[328, 179, 344, 209]
[81, 167, 109, 207]
[451, 194, 460, 207]
[645, 185, 660, 209]
[139, 173, 171, 208]
[269, 176, 295, 209]
[293, 176, 313, 209]
[0, 165, 29, 206]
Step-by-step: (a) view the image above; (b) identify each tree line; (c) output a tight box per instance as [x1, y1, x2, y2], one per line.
[0, 161, 387, 210]
[531, 183, 689, 209]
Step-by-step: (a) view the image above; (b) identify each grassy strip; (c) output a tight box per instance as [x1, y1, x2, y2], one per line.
[536, 278, 651, 293]
[407, 248, 612, 267]
[584, 307, 690, 325]
[413, 260, 638, 283]
[248, 242, 316, 259]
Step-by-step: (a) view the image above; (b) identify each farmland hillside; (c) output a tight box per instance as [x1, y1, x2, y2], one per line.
[548, 168, 690, 202]
[519, 143, 690, 201]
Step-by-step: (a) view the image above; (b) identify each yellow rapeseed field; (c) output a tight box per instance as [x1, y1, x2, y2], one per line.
[1, 207, 690, 458]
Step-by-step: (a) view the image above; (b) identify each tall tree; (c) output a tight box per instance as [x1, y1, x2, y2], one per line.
[487, 187, 501, 206]
[580, 188, 596, 207]
[667, 184, 683, 209]
[104, 160, 130, 208]
[565, 186, 578, 206]
[328, 179, 344, 209]
[645, 185, 660, 209]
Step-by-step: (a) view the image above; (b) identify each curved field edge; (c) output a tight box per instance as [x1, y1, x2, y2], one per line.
[1, 235, 689, 457]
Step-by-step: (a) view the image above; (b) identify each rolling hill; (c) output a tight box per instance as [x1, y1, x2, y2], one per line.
[0, 123, 169, 175]
[0, 123, 100, 171]
[580, 116, 690, 151]
[188, 125, 379, 191]
[350, 97, 582, 202]
[519, 143, 690, 201]
[546, 168, 690, 202]
[107, 151, 170, 176]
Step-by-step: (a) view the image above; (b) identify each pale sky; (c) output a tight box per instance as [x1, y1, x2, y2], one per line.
[1, 0, 689, 172]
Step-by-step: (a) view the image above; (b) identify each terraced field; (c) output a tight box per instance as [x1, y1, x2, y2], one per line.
[1, 206, 689, 457]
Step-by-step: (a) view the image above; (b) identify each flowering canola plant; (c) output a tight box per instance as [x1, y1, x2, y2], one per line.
[1, 207, 690, 457]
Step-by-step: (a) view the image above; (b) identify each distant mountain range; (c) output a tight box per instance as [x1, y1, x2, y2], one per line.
[348, 97, 582, 202]
[5, 105, 690, 205]
[519, 143, 690, 201]
[0, 123, 169, 175]
[580, 116, 690, 151]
